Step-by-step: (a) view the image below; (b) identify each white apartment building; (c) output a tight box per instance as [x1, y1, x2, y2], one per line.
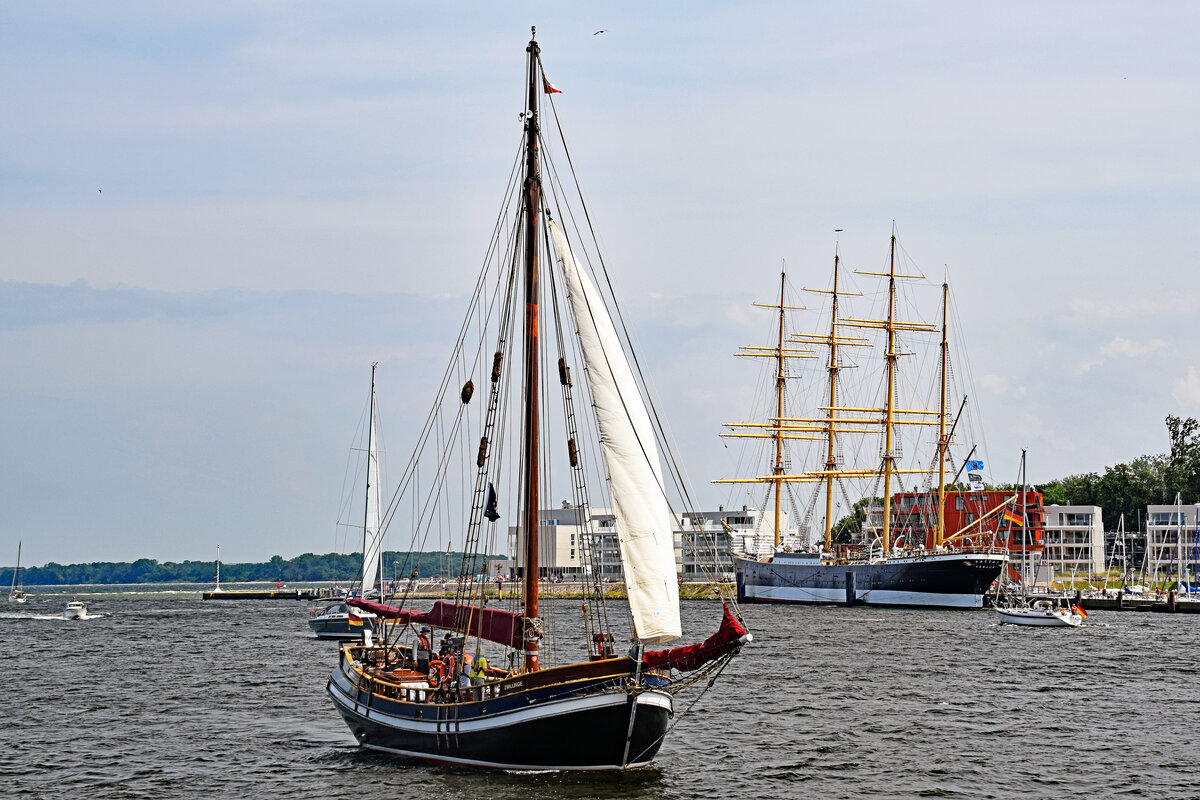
[1144, 503, 1200, 581]
[501, 502, 770, 582]
[1039, 505, 1105, 576]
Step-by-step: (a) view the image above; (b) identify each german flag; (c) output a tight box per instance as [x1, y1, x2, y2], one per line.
[1072, 605, 1088, 618]
[1002, 508, 1024, 527]
[348, 614, 363, 627]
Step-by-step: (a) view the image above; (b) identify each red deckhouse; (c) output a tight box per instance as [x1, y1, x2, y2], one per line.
[881, 489, 1046, 556]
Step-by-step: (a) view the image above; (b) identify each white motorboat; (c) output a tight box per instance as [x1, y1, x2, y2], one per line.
[63, 599, 87, 620]
[996, 597, 1084, 627]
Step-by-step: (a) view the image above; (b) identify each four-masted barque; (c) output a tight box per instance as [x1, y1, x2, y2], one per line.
[325, 31, 750, 771]
[723, 235, 1007, 608]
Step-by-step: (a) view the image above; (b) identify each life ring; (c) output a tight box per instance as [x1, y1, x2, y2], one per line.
[427, 660, 445, 688]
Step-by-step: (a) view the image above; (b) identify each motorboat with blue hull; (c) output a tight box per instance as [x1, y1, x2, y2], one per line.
[737, 550, 1008, 608]
[328, 648, 671, 769]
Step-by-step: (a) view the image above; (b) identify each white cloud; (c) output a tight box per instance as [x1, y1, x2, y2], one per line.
[1101, 337, 1168, 359]
[1173, 366, 1200, 408]
[1076, 336, 1167, 374]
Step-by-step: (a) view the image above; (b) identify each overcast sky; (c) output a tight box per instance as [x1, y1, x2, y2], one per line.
[3, 2, 1198, 565]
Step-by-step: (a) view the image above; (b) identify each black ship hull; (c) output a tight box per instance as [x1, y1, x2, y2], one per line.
[736, 551, 1007, 609]
[327, 652, 671, 770]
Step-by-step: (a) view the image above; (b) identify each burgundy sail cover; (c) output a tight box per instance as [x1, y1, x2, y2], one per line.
[643, 603, 748, 672]
[347, 598, 524, 650]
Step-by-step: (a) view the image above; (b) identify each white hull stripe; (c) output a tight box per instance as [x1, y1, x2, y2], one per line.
[743, 585, 984, 608]
[995, 611, 1078, 627]
[330, 670, 672, 734]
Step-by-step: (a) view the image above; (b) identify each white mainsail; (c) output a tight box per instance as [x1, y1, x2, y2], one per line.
[360, 369, 384, 593]
[549, 219, 681, 644]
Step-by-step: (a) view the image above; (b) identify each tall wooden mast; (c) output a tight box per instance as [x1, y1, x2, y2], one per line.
[772, 271, 786, 547]
[936, 283, 949, 549]
[520, 29, 542, 672]
[881, 233, 898, 556]
[823, 249, 841, 552]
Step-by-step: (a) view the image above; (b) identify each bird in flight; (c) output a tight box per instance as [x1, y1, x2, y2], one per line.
[593, 29, 607, 35]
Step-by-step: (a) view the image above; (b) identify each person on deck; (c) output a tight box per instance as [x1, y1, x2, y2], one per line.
[414, 626, 432, 674]
[470, 653, 489, 685]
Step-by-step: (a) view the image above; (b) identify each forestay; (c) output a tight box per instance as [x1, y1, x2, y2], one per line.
[549, 219, 681, 644]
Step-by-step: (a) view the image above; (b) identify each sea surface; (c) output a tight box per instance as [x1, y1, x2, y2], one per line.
[2, 585, 1196, 799]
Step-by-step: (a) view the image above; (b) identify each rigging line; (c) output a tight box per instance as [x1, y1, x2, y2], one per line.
[543, 72, 740, 611]
[628, 650, 738, 764]
[540, 158, 736, 606]
[376, 137, 525, 551]
[333, 394, 372, 557]
[382, 208, 522, 585]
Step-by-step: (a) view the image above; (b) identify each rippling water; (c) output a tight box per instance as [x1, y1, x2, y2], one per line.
[3, 587, 1196, 799]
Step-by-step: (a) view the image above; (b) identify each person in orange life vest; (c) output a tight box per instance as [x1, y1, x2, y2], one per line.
[414, 626, 432, 674]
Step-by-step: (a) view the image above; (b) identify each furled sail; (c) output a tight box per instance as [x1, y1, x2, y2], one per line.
[548, 218, 681, 644]
[348, 598, 524, 649]
[360, 377, 384, 593]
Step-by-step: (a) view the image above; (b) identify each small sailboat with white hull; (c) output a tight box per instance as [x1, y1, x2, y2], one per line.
[311, 364, 383, 641]
[324, 30, 750, 771]
[8, 541, 27, 604]
[994, 451, 1084, 627]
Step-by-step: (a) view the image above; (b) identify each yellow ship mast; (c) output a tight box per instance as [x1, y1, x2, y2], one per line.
[772, 272, 786, 548]
[936, 282, 949, 549]
[881, 233, 898, 556]
[795, 245, 866, 551]
[720, 271, 814, 549]
[841, 230, 935, 557]
[720, 232, 941, 558]
[823, 251, 841, 552]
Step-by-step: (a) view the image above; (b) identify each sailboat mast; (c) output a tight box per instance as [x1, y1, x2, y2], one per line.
[936, 282, 949, 549]
[520, 30, 543, 672]
[823, 250, 840, 552]
[364, 362, 379, 592]
[881, 233, 898, 555]
[773, 271, 786, 548]
[10, 541, 19, 595]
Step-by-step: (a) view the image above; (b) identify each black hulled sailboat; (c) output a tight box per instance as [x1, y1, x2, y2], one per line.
[325, 30, 750, 771]
[722, 237, 1007, 608]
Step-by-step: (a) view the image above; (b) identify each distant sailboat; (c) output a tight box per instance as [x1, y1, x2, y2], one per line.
[310, 363, 383, 641]
[994, 452, 1084, 627]
[8, 541, 27, 604]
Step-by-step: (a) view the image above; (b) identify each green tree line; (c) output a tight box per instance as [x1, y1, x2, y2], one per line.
[4, 550, 506, 587]
[1035, 415, 1200, 529]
